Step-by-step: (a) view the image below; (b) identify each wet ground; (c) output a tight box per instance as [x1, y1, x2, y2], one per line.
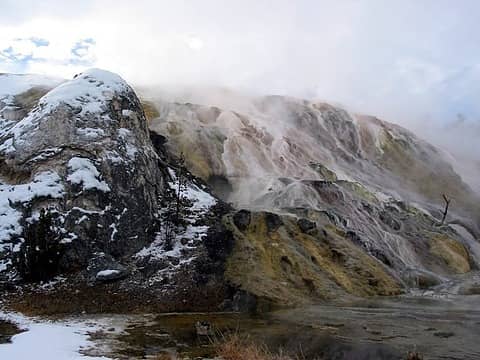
[87, 293, 480, 359]
[1, 294, 480, 359]
[0, 319, 24, 344]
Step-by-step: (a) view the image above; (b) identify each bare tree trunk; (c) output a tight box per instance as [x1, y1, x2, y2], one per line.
[440, 194, 451, 225]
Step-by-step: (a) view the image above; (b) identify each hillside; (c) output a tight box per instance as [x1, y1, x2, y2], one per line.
[0, 70, 478, 313]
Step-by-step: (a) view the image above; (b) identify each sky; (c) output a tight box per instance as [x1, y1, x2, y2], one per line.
[1, 0, 480, 130]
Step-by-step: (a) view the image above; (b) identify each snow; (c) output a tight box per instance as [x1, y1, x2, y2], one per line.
[27, 147, 63, 163]
[38, 68, 130, 117]
[0, 171, 64, 244]
[135, 167, 216, 274]
[104, 150, 123, 164]
[136, 224, 209, 260]
[0, 69, 131, 157]
[67, 157, 110, 192]
[125, 143, 138, 159]
[0, 312, 111, 360]
[76, 127, 105, 139]
[167, 167, 217, 212]
[117, 128, 131, 138]
[0, 75, 63, 154]
[109, 223, 118, 241]
[118, 128, 138, 160]
[184, 183, 217, 211]
[60, 232, 78, 244]
[96, 269, 120, 278]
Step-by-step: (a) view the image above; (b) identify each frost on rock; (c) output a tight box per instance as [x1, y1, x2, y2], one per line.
[0, 171, 64, 245]
[67, 157, 110, 192]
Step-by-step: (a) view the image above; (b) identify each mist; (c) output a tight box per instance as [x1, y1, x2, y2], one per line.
[1, 0, 479, 190]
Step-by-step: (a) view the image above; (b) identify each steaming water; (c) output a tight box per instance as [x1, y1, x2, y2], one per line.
[102, 292, 480, 359]
[2, 293, 476, 359]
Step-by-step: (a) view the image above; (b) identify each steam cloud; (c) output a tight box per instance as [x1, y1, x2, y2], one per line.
[1, 0, 479, 191]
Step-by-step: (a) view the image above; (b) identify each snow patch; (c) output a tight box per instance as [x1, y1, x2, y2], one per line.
[96, 269, 120, 278]
[0, 171, 64, 244]
[39, 68, 130, 117]
[76, 127, 105, 139]
[67, 157, 110, 192]
[0, 312, 111, 360]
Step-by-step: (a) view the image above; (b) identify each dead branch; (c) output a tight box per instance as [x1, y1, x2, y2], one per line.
[440, 194, 451, 225]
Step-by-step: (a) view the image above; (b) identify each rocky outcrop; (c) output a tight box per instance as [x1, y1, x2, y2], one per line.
[0, 69, 165, 275]
[224, 211, 402, 307]
[0, 70, 239, 314]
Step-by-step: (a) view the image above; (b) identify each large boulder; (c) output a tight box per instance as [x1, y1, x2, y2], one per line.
[0, 69, 166, 273]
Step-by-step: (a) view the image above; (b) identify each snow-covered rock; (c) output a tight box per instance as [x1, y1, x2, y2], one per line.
[0, 69, 166, 275]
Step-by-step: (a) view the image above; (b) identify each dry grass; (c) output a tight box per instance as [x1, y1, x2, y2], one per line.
[215, 333, 294, 360]
[152, 354, 175, 360]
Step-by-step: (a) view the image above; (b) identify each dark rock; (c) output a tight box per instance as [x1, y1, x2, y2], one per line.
[434, 331, 454, 338]
[265, 212, 283, 232]
[233, 209, 251, 231]
[370, 249, 393, 268]
[346, 230, 362, 245]
[207, 175, 233, 201]
[297, 218, 316, 233]
[203, 224, 234, 263]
